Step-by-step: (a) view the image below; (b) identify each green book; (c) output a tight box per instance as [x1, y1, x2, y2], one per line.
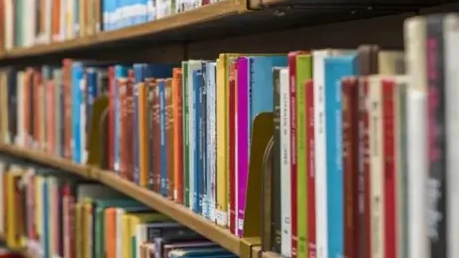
[295, 53, 312, 258]
[182, 61, 189, 208]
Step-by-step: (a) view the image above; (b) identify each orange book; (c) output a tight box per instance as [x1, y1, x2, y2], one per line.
[105, 208, 116, 258]
[139, 79, 149, 187]
[172, 68, 183, 203]
[52, 0, 60, 40]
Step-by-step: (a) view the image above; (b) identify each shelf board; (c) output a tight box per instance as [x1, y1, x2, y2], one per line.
[0, 144, 89, 177]
[0, 144, 241, 256]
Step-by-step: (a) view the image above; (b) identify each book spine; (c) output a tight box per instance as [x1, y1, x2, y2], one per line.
[192, 70, 202, 213]
[306, 79, 316, 258]
[208, 64, 217, 222]
[133, 64, 142, 185]
[216, 55, 228, 227]
[108, 66, 115, 170]
[173, 69, 184, 203]
[205, 63, 213, 220]
[228, 62, 236, 233]
[236, 58, 249, 236]
[145, 76, 155, 190]
[426, 15, 447, 258]
[187, 64, 196, 208]
[201, 64, 208, 218]
[159, 80, 168, 196]
[382, 79, 397, 258]
[444, 14, 459, 258]
[153, 79, 161, 192]
[342, 77, 358, 258]
[369, 77, 384, 258]
[313, 52, 328, 258]
[166, 79, 175, 199]
[139, 70, 149, 187]
[182, 62, 190, 207]
[288, 53, 297, 258]
[272, 68, 282, 252]
[280, 67, 292, 256]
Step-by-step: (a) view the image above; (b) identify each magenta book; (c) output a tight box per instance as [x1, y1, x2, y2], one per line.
[236, 57, 250, 237]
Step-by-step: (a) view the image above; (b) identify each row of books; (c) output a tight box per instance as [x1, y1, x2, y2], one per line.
[0, 0, 219, 52]
[0, 12, 457, 258]
[0, 157, 237, 258]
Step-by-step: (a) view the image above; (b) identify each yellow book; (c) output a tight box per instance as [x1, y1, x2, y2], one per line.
[84, 199, 94, 258]
[216, 53, 241, 227]
[139, 80, 149, 187]
[0, 72, 9, 143]
[6, 166, 24, 249]
[35, 176, 43, 254]
[122, 214, 132, 258]
[47, 178, 56, 258]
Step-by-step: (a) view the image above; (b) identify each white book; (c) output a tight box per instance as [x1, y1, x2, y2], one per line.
[404, 16, 429, 258]
[207, 63, 217, 223]
[368, 75, 384, 258]
[279, 67, 291, 257]
[312, 50, 329, 258]
[444, 13, 459, 258]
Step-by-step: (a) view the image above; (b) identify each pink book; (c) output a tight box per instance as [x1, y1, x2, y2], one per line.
[236, 57, 250, 237]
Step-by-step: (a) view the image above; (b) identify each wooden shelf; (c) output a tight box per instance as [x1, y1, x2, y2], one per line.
[0, 0, 248, 65]
[0, 144, 242, 256]
[0, 144, 89, 177]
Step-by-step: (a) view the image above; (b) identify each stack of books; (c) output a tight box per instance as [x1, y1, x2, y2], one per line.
[0, 0, 222, 51]
[0, 157, 237, 258]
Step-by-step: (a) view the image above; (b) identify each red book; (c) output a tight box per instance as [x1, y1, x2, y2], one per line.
[287, 51, 299, 258]
[382, 78, 397, 258]
[228, 62, 236, 234]
[125, 69, 135, 181]
[108, 66, 115, 170]
[342, 77, 359, 258]
[119, 74, 128, 178]
[305, 79, 316, 258]
[358, 77, 372, 258]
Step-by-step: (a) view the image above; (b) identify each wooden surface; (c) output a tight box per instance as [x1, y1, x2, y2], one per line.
[0, 144, 241, 256]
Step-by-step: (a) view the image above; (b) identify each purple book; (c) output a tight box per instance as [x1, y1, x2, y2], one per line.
[236, 57, 250, 237]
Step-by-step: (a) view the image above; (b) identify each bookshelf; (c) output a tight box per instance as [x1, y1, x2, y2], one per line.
[0, 143, 243, 257]
[1, 1, 459, 258]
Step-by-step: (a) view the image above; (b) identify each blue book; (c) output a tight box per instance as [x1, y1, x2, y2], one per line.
[324, 53, 357, 258]
[114, 65, 129, 172]
[159, 80, 167, 196]
[71, 62, 85, 163]
[249, 55, 287, 120]
[192, 69, 203, 214]
[133, 63, 147, 185]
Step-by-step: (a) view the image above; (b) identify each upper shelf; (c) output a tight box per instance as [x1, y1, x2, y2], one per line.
[0, 0, 457, 66]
